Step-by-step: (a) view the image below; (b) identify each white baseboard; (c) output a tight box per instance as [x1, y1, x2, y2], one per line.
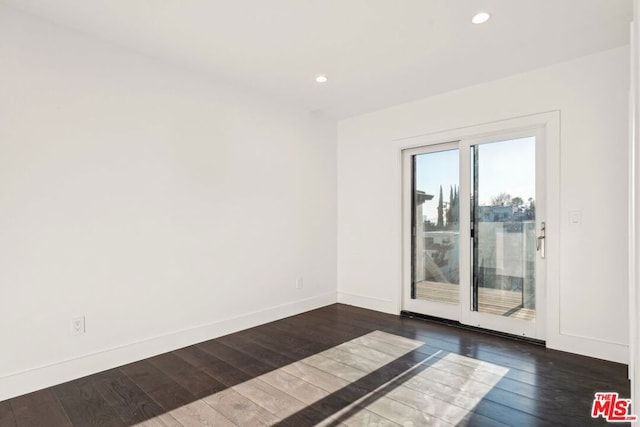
[337, 291, 398, 314]
[0, 292, 337, 402]
[547, 333, 629, 365]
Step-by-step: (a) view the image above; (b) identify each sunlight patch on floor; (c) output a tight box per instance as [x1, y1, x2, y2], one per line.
[134, 331, 509, 426]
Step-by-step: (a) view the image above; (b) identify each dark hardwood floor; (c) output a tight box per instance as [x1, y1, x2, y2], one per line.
[0, 304, 630, 426]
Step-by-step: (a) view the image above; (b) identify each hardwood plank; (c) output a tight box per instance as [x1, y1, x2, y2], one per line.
[422, 356, 507, 386]
[166, 399, 234, 427]
[147, 351, 226, 398]
[313, 416, 350, 427]
[338, 409, 401, 427]
[10, 389, 71, 427]
[131, 412, 182, 427]
[241, 323, 330, 360]
[234, 378, 306, 416]
[482, 387, 576, 426]
[318, 399, 401, 427]
[173, 345, 252, 387]
[457, 411, 511, 427]
[400, 370, 490, 411]
[272, 316, 367, 349]
[259, 369, 329, 405]
[91, 369, 166, 425]
[353, 331, 423, 355]
[332, 341, 397, 364]
[52, 378, 125, 427]
[234, 378, 329, 425]
[197, 340, 273, 377]
[201, 388, 280, 426]
[119, 359, 195, 413]
[364, 395, 453, 427]
[303, 354, 367, 383]
[384, 383, 477, 425]
[403, 360, 503, 399]
[321, 347, 386, 373]
[217, 331, 300, 367]
[470, 399, 551, 426]
[0, 401, 16, 427]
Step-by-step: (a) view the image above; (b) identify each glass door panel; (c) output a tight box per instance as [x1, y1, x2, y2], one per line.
[471, 137, 536, 321]
[413, 150, 460, 305]
[403, 142, 461, 321]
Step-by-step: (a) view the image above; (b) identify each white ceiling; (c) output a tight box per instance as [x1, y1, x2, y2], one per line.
[6, 0, 633, 119]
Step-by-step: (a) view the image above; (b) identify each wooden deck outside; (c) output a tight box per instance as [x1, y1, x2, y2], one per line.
[415, 281, 535, 321]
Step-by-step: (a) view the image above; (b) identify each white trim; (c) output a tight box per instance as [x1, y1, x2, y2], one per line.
[557, 330, 628, 348]
[547, 334, 629, 365]
[394, 145, 404, 314]
[337, 291, 397, 314]
[0, 292, 337, 402]
[629, 19, 636, 382]
[631, 2, 640, 405]
[393, 111, 561, 147]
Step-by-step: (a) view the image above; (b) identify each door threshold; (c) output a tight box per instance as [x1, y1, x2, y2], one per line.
[400, 310, 546, 346]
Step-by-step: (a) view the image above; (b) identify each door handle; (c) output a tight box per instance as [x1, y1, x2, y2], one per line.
[536, 221, 545, 259]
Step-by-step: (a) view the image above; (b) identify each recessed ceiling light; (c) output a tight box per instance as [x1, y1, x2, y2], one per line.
[315, 75, 328, 83]
[472, 12, 491, 24]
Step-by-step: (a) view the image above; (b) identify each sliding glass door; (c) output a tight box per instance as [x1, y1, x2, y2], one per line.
[403, 143, 460, 320]
[402, 129, 546, 339]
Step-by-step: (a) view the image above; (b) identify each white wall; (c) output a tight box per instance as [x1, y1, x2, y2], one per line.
[338, 46, 630, 363]
[0, 7, 337, 400]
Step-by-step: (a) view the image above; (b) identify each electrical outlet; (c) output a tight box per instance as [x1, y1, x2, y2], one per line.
[72, 316, 85, 336]
[569, 210, 582, 225]
[295, 277, 304, 290]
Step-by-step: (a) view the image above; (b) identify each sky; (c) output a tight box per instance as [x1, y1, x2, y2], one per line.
[415, 137, 536, 222]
